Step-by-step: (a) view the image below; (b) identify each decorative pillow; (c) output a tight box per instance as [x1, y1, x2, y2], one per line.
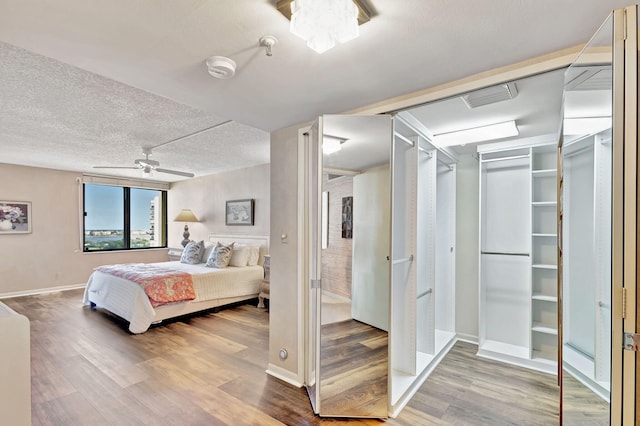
[180, 240, 205, 264]
[206, 242, 235, 268]
[229, 246, 250, 267]
[246, 246, 260, 266]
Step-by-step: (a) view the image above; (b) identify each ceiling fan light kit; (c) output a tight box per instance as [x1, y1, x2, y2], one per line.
[93, 147, 194, 178]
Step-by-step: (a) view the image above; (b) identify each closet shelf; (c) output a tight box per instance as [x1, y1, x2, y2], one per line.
[532, 323, 558, 335]
[532, 294, 558, 302]
[532, 169, 557, 177]
[532, 264, 557, 270]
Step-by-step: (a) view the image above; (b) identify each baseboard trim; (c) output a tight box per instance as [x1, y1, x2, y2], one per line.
[266, 364, 304, 388]
[0, 283, 86, 300]
[455, 333, 479, 345]
[389, 334, 458, 418]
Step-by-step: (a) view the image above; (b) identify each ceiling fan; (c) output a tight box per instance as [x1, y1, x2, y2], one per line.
[93, 147, 194, 178]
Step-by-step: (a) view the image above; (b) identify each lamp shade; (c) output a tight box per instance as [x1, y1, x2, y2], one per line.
[174, 209, 199, 222]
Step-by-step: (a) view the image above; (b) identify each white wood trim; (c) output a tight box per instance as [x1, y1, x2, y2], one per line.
[266, 363, 304, 388]
[0, 283, 86, 299]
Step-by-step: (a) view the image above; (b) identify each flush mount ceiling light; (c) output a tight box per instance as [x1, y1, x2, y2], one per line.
[564, 116, 611, 135]
[276, 0, 370, 54]
[205, 56, 236, 79]
[434, 121, 519, 147]
[323, 135, 346, 154]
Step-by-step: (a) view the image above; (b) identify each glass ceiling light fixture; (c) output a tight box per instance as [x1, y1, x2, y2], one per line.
[276, 0, 370, 54]
[433, 120, 519, 147]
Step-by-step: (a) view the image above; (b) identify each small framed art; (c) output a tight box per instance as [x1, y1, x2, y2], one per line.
[0, 201, 32, 234]
[226, 199, 255, 226]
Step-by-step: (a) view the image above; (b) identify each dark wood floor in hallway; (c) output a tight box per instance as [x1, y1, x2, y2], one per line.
[4, 289, 561, 425]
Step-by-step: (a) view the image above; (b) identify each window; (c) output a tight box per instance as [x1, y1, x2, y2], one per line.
[83, 183, 167, 251]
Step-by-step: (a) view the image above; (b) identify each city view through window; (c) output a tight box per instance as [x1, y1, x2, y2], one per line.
[84, 184, 165, 251]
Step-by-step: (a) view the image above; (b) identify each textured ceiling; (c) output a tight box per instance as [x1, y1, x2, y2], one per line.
[0, 0, 631, 181]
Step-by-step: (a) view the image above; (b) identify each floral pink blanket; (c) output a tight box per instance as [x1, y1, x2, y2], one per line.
[96, 264, 195, 308]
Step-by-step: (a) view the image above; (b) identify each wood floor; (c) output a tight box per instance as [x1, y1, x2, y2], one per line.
[4, 289, 566, 425]
[320, 320, 388, 417]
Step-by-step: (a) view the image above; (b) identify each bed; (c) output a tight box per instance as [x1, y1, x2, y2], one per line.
[83, 234, 269, 333]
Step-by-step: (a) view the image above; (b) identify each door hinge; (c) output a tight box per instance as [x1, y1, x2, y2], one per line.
[311, 279, 321, 289]
[621, 287, 627, 319]
[623, 332, 640, 351]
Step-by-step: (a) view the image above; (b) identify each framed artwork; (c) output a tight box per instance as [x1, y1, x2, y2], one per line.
[0, 201, 32, 234]
[342, 196, 353, 239]
[226, 199, 255, 226]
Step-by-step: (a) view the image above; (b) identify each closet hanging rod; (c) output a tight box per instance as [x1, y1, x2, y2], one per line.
[390, 254, 414, 264]
[418, 146, 433, 157]
[481, 251, 529, 257]
[417, 289, 433, 299]
[394, 132, 415, 147]
[480, 154, 529, 163]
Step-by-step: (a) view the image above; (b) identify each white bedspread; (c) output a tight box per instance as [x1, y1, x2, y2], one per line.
[83, 262, 263, 333]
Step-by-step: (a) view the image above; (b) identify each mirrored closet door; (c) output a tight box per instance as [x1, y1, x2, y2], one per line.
[306, 114, 392, 418]
[559, 6, 639, 424]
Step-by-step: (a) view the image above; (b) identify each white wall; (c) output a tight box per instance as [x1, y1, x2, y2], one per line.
[168, 164, 270, 247]
[454, 153, 479, 341]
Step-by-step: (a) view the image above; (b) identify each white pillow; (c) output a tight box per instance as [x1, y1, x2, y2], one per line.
[202, 242, 215, 263]
[246, 246, 260, 266]
[229, 247, 250, 267]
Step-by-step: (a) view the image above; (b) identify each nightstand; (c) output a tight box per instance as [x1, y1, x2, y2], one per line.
[257, 255, 270, 309]
[167, 247, 183, 261]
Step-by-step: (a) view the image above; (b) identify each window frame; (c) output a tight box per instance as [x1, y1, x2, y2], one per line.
[82, 183, 168, 252]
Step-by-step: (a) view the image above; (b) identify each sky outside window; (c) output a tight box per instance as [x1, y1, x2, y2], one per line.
[85, 184, 159, 230]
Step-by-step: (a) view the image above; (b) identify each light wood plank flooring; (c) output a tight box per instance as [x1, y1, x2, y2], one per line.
[4, 289, 564, 425]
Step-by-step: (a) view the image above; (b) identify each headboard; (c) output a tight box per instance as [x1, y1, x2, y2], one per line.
[208, 234, 270, 265]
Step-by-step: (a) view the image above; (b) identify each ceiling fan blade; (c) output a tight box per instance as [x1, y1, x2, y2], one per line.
[155, 168, 194, 178]
[93, 166, 141, 169]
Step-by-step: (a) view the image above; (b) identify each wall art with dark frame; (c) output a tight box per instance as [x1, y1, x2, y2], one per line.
[226, 199, 255, 226]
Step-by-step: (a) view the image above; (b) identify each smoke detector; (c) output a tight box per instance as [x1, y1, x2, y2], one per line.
[206, 56, 236, 79]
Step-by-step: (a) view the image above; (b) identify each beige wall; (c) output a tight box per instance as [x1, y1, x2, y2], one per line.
[168, 164, 270, 247]
[0, 162, 270, 297]
[0, 163, 167, 296]
[268, 125, 303, 383]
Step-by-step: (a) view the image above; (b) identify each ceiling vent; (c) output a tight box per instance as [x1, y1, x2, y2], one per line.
[565, 66, 612, 91]
[461, 82, 518, 108]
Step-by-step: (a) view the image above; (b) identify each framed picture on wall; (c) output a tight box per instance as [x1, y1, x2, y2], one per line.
[0, 201, 32, 234]
[226, 199, 255, 226]
[342, 196, 353, 239]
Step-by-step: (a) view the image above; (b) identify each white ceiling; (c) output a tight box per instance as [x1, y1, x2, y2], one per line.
[0, 0, 631, 181]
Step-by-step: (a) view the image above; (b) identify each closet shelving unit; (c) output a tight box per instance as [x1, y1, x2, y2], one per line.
[389, 114, 457, 416]
[530, 145, 558, 368]
[478, 140, 558, 375]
